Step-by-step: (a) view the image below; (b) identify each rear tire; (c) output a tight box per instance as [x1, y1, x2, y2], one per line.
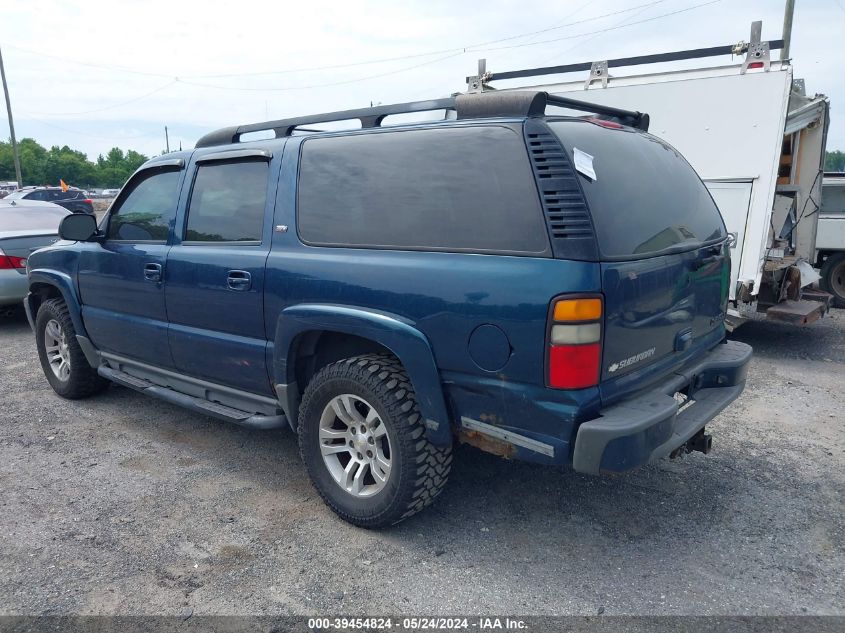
[820, 253, 845, 308]
[35, 298, 109, 399]
[298, 353, 452, 528]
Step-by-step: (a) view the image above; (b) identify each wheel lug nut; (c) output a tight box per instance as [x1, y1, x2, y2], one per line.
[350, 427, 356, 434]
[348, 440, 354, 447]
[367, 437, 375, 445]
[357, 452, 363, 460]
[360, 424, 367, 432]
[366, 450, 373, 458]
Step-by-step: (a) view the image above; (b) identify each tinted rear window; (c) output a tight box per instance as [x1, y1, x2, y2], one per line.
[297, 125, 549, 255]
[549, 121, 725, 258]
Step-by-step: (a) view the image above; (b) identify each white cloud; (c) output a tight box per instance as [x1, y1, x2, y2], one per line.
[2, 0, 842, 159]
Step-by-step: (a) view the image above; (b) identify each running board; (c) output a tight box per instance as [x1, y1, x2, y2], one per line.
[98, 366, 287, 430]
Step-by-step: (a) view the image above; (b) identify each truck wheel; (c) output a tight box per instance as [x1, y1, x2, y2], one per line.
[35, 298, 109, 399]
[820, 253, 845, 308]
[298, 353, 452, 528]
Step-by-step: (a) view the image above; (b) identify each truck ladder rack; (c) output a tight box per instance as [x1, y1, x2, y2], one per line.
[466, 22, 784, 90]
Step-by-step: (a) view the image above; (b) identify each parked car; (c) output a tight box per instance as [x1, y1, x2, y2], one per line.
[100, 188, 121, 198]
[24, 91, 751, 527]
[1, 200, 68, 309]
[5, 187, 94, 214]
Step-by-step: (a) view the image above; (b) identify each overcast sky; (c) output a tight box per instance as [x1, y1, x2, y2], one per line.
[2, 0, 843, 160]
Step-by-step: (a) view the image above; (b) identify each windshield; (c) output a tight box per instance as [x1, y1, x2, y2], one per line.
[4, 190, 28, 200]
[549, 120, 726, 259]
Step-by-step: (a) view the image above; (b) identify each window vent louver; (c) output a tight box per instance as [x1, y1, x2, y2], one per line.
[524, 119, 598, 261]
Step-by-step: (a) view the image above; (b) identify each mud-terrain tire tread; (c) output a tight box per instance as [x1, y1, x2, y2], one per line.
[35, 297, 109, 399]
[298, 353, 452, 527]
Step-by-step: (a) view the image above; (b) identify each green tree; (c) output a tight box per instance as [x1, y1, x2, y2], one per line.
[0, 138, 149, 188]
[825, 150, 845, 172]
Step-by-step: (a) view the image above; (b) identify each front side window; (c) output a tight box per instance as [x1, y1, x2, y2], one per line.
[184, 160, 268, 243]
[24, 190, 47, 201]
[297, 125, 549, 255]
[107, 169, 181, 241]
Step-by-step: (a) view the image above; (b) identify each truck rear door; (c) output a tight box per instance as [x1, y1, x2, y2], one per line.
[548, 120, 729, 403]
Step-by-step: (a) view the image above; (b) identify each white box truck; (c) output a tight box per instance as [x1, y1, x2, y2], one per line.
[466, 21, 834, 327]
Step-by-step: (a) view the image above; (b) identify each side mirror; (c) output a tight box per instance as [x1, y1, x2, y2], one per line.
[59, 213, 99, 242]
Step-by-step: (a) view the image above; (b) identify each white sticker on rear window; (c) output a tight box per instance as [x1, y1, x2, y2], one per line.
[573, 147, 597, 181]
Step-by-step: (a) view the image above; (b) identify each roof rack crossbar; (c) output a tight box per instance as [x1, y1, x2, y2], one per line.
[468, 39, 785, 84]
[196, 98, 457, 148]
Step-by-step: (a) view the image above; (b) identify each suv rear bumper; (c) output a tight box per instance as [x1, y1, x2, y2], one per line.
[572, 340, 752, 474]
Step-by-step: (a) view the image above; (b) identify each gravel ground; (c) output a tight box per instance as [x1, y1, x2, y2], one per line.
[0, 307, 842, 616]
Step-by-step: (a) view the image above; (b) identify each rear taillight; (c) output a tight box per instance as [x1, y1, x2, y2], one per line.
[0, 254, 27, 269]
[547, 296, 602, 389]
[83, 199, 93, 204]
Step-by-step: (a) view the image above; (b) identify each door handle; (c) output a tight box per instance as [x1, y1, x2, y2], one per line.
[143, 262, 162, 282]
[227, 270, 251, 291]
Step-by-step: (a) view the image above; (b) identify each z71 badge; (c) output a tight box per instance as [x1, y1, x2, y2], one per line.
[608, 347, 656, 373]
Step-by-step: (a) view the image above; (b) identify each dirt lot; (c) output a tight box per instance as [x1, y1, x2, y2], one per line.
[0, 308, 842, 616]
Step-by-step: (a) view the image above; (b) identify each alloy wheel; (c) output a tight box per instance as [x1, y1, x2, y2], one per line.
[318, 394, 392, 498]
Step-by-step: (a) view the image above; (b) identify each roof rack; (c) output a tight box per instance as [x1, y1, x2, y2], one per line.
[195, 90, 648, 148]
[467, 21, 785, 90]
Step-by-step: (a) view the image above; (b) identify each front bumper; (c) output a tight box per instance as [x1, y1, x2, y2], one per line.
[572, 340, 752, 474]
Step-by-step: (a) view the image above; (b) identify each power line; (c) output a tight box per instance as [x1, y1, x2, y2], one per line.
[5, 0, 672, 81]
[470, 0, 724, 54]
[5, 0, 725, 115]
[177, 52, 464, 92]
[175, 0, 721, 92]
[537, 0, 663, 66]
[20, 115, 151, 141]
[27, 80, 177, 117]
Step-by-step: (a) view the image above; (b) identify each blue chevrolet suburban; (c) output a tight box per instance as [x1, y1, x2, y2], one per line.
[25, 91, 751, 527]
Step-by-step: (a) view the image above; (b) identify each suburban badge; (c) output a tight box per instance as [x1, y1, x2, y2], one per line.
[608, 348, 656, 373]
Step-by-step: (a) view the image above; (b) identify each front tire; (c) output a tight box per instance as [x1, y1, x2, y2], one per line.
[298, 353, 452, 528]
[35, 298, 109, 399]
[820, 253, 845, 308]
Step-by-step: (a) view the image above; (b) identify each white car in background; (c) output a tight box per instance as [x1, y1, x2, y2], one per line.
[0, 200, 70, 311]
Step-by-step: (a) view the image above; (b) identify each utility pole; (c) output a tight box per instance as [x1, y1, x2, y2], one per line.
[164, 125, 170, 153]
[0, 46, 23, 188]
[781, 0, 795, 61]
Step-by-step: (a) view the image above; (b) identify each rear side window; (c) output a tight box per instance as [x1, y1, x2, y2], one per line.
[107, 169, 181, 241]
[184, 161, 268, 243]
[549, 121, 726, 258]
[297, 126, 549, 255]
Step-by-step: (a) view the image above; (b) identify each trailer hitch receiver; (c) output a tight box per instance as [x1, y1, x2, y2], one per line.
[670, 428, 713, 459]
